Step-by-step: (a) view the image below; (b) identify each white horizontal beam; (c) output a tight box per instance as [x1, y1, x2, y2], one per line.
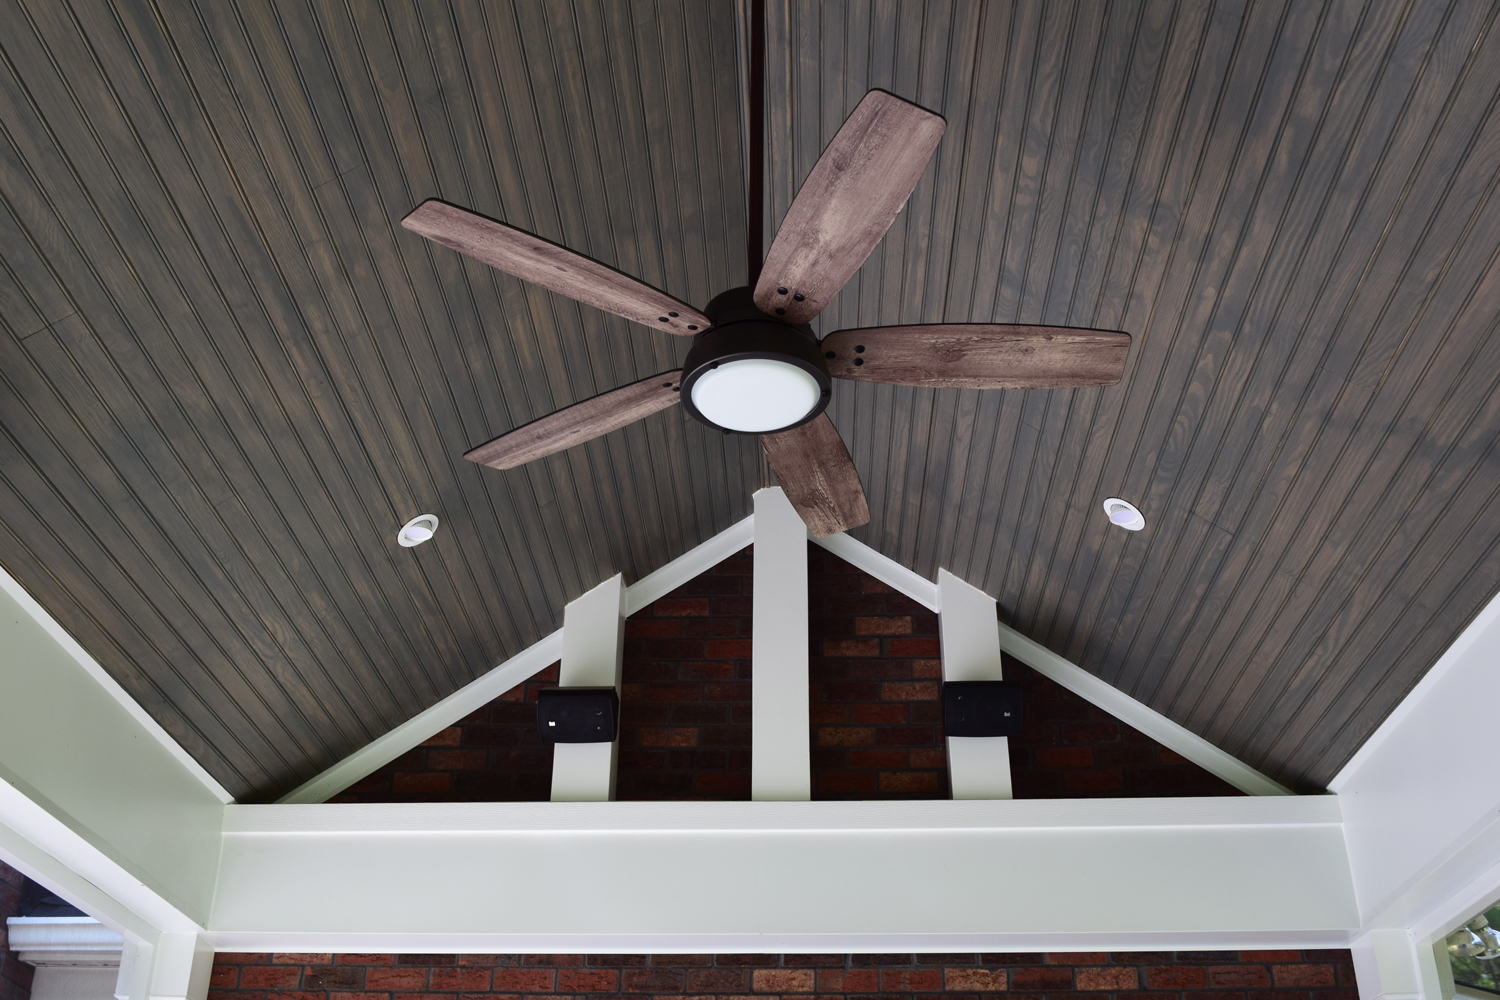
[210, 796, 1357, 951]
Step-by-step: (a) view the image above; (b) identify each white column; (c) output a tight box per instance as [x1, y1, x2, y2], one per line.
[550, 573, 627, 802]
[937, 568, 1013, 799]
[751, 487, 810, 800]
[1351, 929, 1428, 1000]
[113, 934, 212, 1000]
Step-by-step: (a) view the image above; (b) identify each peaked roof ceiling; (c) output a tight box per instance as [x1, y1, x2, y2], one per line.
[1, 0, 1497, 800]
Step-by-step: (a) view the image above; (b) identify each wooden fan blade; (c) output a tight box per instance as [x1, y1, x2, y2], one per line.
[403, 200, 710, 334]
[759, 413, 870, 538]
[465, 371, 683, 470]
[821, 325, 1131, 388]
[754, 91, 945, 323]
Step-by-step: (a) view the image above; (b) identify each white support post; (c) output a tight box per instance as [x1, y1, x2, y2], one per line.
[550, 574, 627, 802]
[145, 934, 213, 1000]
[1351, 929, 1427, 1000]
[752, 487, 810, 801]
[938, 569, 1012, 799]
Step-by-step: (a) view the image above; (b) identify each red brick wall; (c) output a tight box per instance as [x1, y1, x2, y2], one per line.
[0, 862, 33, 1000]
[618, 547, 753, 800]
[336, 544, 1239, 803]
[808, 545, 947, 799]
[210, 950, 1355, 1000]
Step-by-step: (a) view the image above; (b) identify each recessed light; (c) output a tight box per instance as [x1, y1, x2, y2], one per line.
[398, 514, 439, 547]
[1102, 498, 1144, 531]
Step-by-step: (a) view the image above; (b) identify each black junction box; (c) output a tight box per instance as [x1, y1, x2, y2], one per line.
[536, 687, 620, 743]
[943, 680, 1022, 737]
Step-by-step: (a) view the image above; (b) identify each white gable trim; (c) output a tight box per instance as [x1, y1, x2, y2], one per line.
[278, 516, 755, 804]
[285, 514, 1288, 803]
[806, 532, 1289, 796]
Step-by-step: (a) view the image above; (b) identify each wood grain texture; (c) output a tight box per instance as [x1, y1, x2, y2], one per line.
[754, 90, 945, 323]
[760, 414, 870, 538]
[821, 325, 1129, 388]
[402, 201, 711, 334]
[0, 0, 1497, 797]
[767, 0, 1500, 791]
[465, 372, 683, 470]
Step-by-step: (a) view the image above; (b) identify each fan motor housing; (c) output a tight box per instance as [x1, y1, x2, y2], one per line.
[680, 287, 832, 434]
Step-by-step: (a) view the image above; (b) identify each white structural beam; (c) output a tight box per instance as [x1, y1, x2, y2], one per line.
[0, 572, 221, 940]
[937, 569, 1012, 799]
[210, 795, 1356, 951]
[551, 574, 627, 802]
[751, 487, 810, 801]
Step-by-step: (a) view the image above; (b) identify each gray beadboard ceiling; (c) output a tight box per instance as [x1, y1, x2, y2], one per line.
[1, 0, 1498, 799]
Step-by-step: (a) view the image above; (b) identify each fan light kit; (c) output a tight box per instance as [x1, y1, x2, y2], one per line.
[1103, 498, 1144, 531]
[397, 514, 439, 547]
[399, 87, 1132, 538]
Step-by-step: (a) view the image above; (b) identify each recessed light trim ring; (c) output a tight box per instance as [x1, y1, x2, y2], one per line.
[1102, 498, 1144, 531]
[398, 513, 440, 547]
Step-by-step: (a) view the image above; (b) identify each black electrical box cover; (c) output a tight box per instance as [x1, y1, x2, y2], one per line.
[943, 681, 1022, 737]
[536, 687, 620, 743]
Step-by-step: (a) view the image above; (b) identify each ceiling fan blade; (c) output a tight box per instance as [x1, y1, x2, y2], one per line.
[754, 90, 945, 324]
[403, 200, 710, 334]
[759, 413, 870, 538]
[465, 371, 683, 470]
[820, 325, 1131, 389]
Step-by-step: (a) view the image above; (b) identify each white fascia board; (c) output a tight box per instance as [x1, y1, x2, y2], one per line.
[210, 796, 1355, 951]
[281, 517, 756, 804]
[0, 568, 232, 805]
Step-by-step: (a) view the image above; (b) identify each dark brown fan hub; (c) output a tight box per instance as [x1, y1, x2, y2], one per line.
[679, 288, 832, 434]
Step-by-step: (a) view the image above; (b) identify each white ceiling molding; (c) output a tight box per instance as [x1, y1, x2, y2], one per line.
[0, 566, 232, 805]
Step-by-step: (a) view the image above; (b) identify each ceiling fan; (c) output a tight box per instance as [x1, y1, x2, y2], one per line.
[401, 89, 1130, 537]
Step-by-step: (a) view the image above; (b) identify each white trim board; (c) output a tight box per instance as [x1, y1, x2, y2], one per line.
[281, 514, 1285, 804]
[0, 567, 233, 805]
[811, 533, 1289, 796]
[994, 621, 1292, 796]
[281, 517, 755, 804]
[212, 796, 1356, 950]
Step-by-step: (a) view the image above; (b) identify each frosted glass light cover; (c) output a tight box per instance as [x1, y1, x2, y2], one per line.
[690, 358, 822, 432]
